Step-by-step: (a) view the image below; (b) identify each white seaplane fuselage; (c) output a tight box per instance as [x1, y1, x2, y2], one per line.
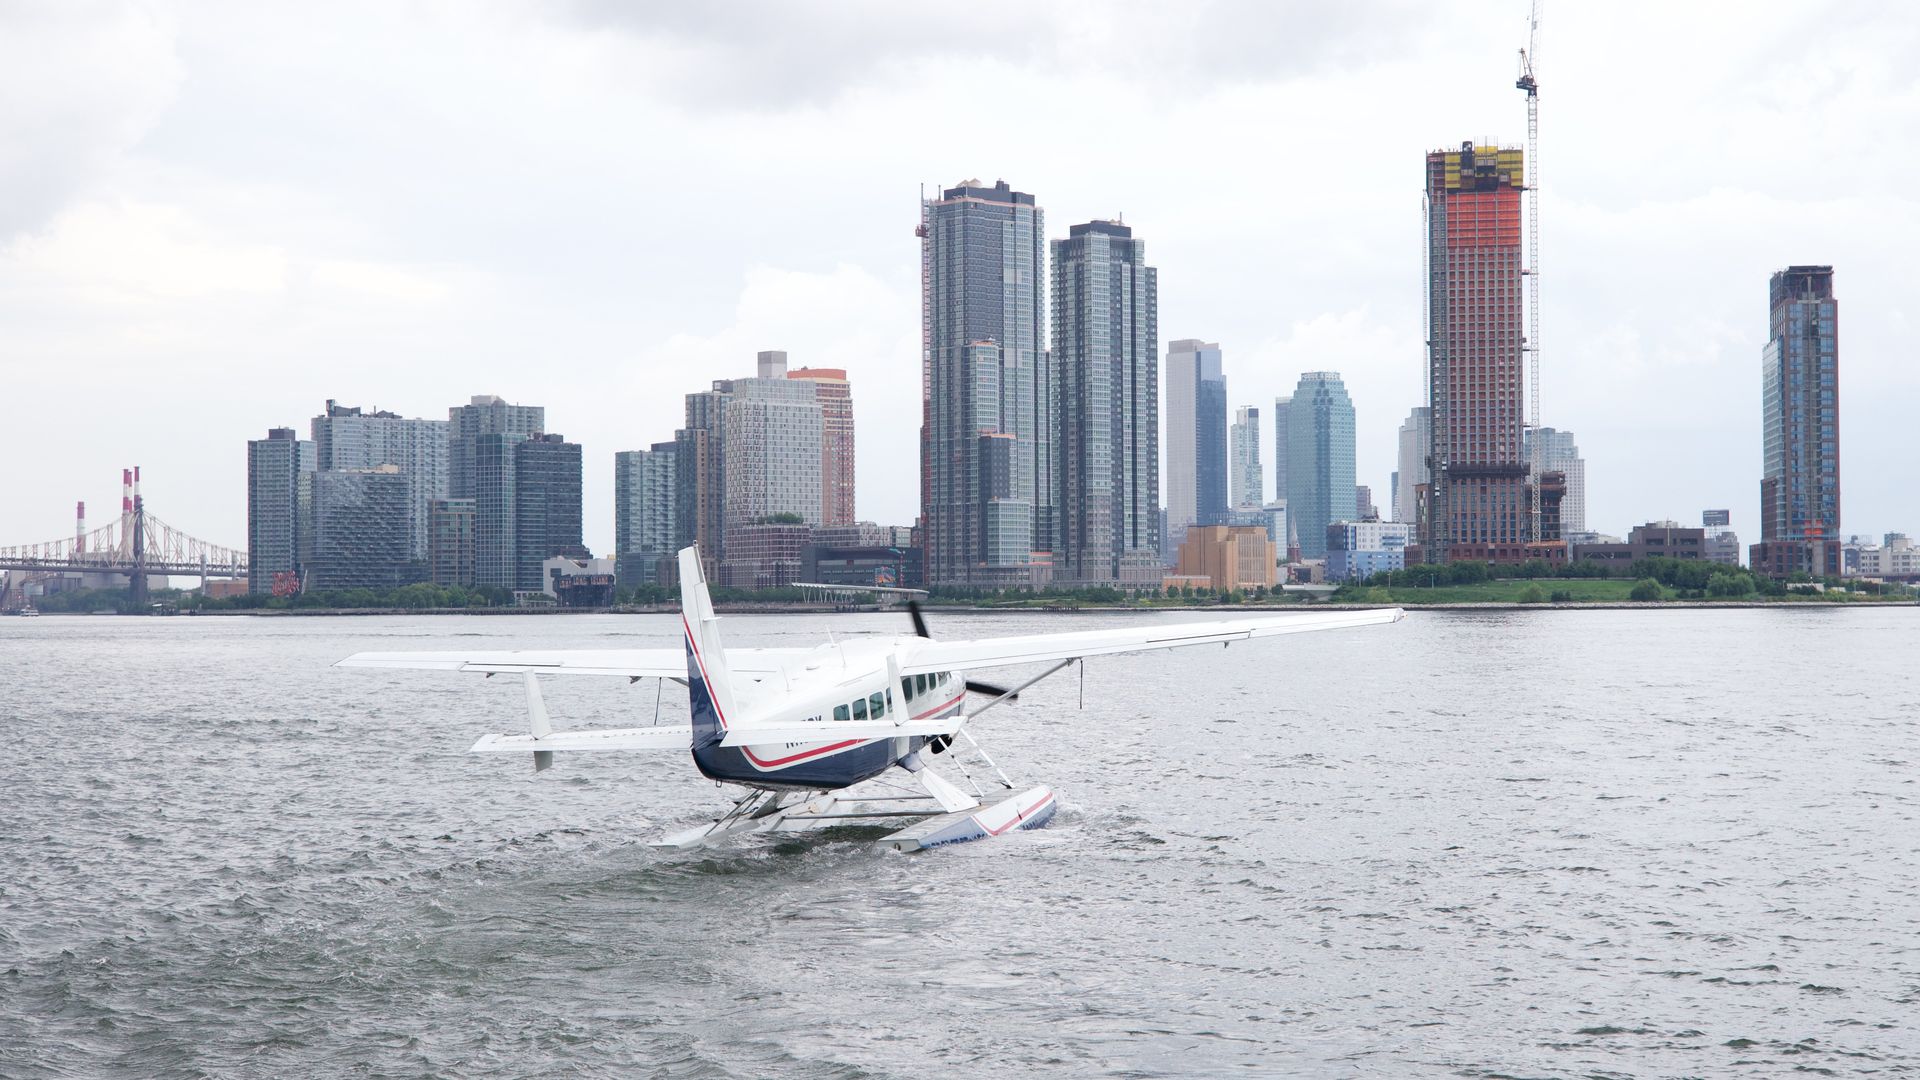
[683, 629, 973, 793]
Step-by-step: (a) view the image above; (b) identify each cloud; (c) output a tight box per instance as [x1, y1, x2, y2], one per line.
[557, 0, 1443, 109]
[0, 1, 1916, 554]
[0, 5, 183, 237]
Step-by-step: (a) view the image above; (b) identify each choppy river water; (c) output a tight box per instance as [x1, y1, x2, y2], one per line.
[3, 607, 1917, 1078]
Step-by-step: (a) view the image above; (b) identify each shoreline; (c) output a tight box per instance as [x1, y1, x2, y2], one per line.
[25, 598, 1913, 617]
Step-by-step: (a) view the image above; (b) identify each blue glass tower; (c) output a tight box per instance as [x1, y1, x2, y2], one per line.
[1286, 371, 1357, 560]
[1754, 265, 1841, 577]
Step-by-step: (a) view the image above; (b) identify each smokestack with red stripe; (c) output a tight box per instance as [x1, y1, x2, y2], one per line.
[122, 469, 133, 515]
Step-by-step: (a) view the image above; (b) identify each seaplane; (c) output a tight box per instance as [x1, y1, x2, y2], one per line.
[338, 547, 1402, 851]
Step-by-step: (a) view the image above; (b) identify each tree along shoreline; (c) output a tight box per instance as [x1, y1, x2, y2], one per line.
[16, 555, 1912, 616]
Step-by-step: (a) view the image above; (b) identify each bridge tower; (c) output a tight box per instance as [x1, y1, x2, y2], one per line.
[128, 468, 149, 607]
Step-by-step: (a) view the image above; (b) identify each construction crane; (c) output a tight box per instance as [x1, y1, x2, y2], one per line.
[1517, 0, 1543, 544]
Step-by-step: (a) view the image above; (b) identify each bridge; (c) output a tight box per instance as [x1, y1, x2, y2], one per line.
[0, 468, 246, 607]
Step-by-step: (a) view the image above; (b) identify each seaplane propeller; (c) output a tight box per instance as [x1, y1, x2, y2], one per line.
[907, 599, 1017, 703]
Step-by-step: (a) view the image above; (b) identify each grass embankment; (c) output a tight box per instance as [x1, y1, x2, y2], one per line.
[1343, 579, 1641, 605]
[1336, 580, 1908, 605]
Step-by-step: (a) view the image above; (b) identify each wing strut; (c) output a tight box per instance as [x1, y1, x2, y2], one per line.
[524, 671, 554, 773]
[969, 659, 1074, 720]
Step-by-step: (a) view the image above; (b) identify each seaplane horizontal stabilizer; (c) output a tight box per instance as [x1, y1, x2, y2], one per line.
[471, 726, 691, 753]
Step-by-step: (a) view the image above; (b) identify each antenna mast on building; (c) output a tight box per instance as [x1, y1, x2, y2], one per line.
[1517, 0, 1543, 542]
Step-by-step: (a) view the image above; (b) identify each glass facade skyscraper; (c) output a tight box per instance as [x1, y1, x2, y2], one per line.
[1164, 339, 1227, 547]
[1051, 219, 1160, 585]
[1396, 407, 1431, 532]
[1754, 265, 1841, 577]
[472, 431, 526, 589]
[614, 442, 677, 586]
[1271, 396, 1290, 510]
[920, 179, 1047, 587]
[1287, 371, 1357, 560]
[1230, 406, 1263, 512]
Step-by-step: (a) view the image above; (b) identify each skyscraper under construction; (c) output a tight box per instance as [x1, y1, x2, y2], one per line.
[1423, 142, 1541, 563]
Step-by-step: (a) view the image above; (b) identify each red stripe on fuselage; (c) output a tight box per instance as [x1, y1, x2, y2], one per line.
[738, 686, 964, 771]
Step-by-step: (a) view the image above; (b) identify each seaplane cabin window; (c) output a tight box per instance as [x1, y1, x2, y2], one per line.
[833, 704, 850, 722]
[901, 677, 913, 700]
[915, 673, 928, 695]
[851, 697, 868, 721]
[869, 692, 886, 719]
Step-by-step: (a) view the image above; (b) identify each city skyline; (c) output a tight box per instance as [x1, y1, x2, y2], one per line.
[2, 5, 1915, 551]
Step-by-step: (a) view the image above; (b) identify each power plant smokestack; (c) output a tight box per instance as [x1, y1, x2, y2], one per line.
[122, 469, 133, 515]
[76, 501, 86, 553]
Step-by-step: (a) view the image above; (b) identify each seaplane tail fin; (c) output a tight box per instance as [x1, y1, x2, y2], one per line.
[678, 546, 739, 750]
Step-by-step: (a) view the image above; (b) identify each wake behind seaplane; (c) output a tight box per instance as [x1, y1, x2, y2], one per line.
[338, 547, 1402, 851]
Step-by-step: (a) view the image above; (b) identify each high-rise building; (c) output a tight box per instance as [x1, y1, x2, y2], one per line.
[429, 498, 474, 586]
[308, 466, 416, 591]
[920, 179, 1048, 587]
[1753, 265, 1842, 577]
[1271, 396, 1290, 508]
[1051, 219, 1160, 585]
[1164, 339, 1227, 546]
[312, 400, 448, 563]
[449, 395, 544, 501]
[1287, 371, 1357, 560]
[1356, 485, 1376, 521]
[614, 442, 677, 586]
[1230, 406, 1263, 512]
[787, 362, 856, 527]
[246, 428, 315, 594]
[513, 434, 585, 591]
[1525, 427, 1586, 535]
[1395, 407, 1430, 531]
[472, 431, 527, 589]
[676, 383, 732, 577]
[722, 374, 824, 570]
[1425, 142, 1533, 563]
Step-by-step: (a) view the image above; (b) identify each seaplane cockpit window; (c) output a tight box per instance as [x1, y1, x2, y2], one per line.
[851, 697, 868, 722]
[833, 703, 850, 722]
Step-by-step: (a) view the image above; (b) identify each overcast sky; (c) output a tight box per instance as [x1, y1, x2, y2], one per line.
[2, 1, 1914, 555]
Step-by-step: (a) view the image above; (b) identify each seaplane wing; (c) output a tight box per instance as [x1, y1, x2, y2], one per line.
[336, 647, 809, 678]
[898, 606, 1403, 676]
